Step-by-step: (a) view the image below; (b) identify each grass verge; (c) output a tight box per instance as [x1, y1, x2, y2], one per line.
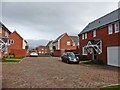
[100, 85, 120, 90]
[2, 58, 24, 62]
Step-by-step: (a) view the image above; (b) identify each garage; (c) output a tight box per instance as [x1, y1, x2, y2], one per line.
[107, 46, 120, 67]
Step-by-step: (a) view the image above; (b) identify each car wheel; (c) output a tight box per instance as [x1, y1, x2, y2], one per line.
[67, 60, 70, 64]
[76, 61, 79, 64]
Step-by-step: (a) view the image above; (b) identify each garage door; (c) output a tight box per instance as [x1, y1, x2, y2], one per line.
[107, 46, 120, 67]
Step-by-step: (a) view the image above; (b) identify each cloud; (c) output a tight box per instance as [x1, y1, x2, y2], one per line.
[1, 2, 118, 46]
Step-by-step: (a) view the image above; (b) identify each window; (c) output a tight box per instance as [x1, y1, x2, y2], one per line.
[93, 30, 96, 37]
[67, 41, 71, 45]
[82, 46, 87, 55]
[39, 51, 41, 54]
[108, 24, 113, 34]
[85, 33, 87, 39]
[42, 52, 44, 54]
[82, 34, 84, 40]
[114, 22, 119, 33]
[9, 40, 14, 44]
[5, 31, 8, 37]
[42, 48, 44, 50]
[73, 43, 75, 46]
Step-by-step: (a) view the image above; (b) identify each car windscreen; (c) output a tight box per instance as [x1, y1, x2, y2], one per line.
[67, 53, 75, 58]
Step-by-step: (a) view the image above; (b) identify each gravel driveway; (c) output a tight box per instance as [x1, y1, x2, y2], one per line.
[2, 57, 120, 88]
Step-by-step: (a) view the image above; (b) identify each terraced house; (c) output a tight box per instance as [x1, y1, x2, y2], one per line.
[78, 8, 120, 67]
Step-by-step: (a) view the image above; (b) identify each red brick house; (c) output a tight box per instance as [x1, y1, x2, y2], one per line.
[36, 45, 47, 55]
[78, 9, 120, 67]
[53, 33, 79, 56]
[0, 22, 11, 58]
[8, 31, 29, 58]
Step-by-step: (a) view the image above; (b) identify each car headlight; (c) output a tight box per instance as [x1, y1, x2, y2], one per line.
[68, 57, 71, 60]
[76, 57, 79, 59]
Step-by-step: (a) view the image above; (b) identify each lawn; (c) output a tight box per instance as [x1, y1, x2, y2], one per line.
[2, 58, 24, 62]
[100, 85, 120, 90]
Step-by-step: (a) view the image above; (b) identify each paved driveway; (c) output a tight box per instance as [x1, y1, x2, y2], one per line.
[2, 57, 120, 88]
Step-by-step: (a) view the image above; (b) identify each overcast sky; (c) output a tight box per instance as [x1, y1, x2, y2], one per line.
[1, 2, 118, 42]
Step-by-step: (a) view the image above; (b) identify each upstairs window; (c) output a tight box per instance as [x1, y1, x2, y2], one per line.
[108, 24, 113, 34]
[85, 33, 87, 39]
[67, 41, 71, 45]
[93, 30, 96, 37]
[82, 34, 84, 40]
[5, 31, 8, 37]
[114, 22, 119, 33]
[9, 39, 14, 44]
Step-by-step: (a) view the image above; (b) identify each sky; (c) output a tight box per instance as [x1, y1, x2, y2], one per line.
[0, 1, 119, 47]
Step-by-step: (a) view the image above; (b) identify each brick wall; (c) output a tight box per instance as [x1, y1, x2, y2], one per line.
[60, 34, 77, 50]
[8, 31, 23, 50]
[9, 49, 28, 58]
[37, 47, 47, 55]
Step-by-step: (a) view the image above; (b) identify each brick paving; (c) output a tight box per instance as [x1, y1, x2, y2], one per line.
[2, 57, 120, 88]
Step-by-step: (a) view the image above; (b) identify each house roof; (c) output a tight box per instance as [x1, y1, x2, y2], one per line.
[0, 22, 11, 34]
[69, 36, 79, 43]
[10, 31, 24, 40]
[46, 40, 53, 46]
[36, 45, 47, 49]
[79, 8, 120, 35]
[53, 33, 66, 43]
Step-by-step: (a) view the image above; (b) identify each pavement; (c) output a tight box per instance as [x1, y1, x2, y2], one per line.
[2, 57, 120, 88]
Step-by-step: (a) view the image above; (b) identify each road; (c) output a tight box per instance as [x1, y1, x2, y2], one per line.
[2, 57, 119, 88]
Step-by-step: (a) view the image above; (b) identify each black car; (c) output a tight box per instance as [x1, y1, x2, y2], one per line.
[61, 52, 80, 64]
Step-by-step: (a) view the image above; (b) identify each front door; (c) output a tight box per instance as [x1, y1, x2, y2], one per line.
[92, 49, 97, 60]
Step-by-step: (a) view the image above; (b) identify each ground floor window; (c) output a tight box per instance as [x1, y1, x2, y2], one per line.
[82, 46, 87, 55]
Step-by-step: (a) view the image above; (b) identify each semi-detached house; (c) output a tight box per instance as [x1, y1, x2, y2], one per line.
[0, 22, 28, 58]
[78, 8, 120, 67]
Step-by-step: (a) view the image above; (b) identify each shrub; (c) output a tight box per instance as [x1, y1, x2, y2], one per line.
[93, 59, 104, 65]
[8, 53, 15, 58]
[79, 55, 90, 61]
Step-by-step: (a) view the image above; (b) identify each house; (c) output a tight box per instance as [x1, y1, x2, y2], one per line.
[8, 31, 29, 57]
[0, 22, 11, 58]
[53, 33, 79, 57]
[36, 45, 47, 55]
[78, 8, 120, 67]
[46, 40, 54, 55]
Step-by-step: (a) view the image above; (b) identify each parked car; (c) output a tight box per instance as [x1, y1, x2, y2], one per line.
[30, 52, 38, 57]
[61, 52, 80, 64]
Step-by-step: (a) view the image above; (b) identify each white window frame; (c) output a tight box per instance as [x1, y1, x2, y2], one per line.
[93, 30, 96, 37]
[73, 42, 75, 46]
[5, 31, 8, 37]
[67, 41, 71, 46]
[114, 22, 119, 33]
[82, 34, 84, 40]
[42, 48, 44, 50]
[82, 46, 87, 55]
[85, 33, 87, 39]
[9, 39, 14, 44]
[108, 24, 113, 34]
